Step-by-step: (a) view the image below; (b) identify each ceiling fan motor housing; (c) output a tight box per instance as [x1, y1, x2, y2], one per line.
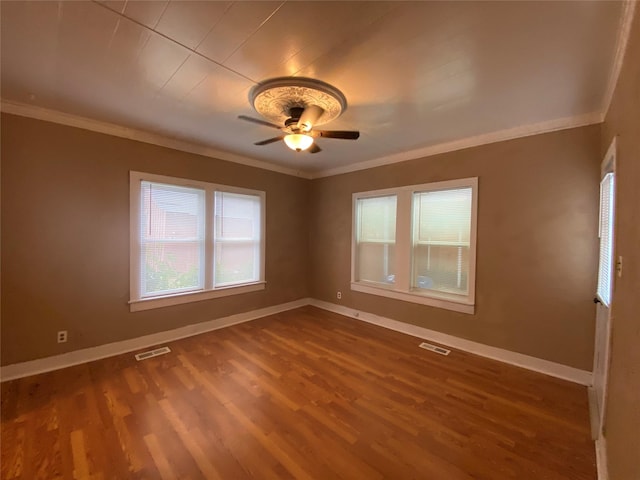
[284, 107, 305, 132]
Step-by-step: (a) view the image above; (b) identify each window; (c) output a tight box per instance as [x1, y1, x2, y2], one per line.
[354, 195, 397, 285]
[596, 172, 615, 306]
[412, 187, 472, 297]
[140, 182, 205, 298]
[214, 192, 262, 287]
[352, 178, 477, 314]
[130, 172, 265, 311]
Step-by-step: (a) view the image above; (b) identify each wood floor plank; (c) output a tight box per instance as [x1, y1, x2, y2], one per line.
[143, 433, 177, 480]
[1, 306, 597, 479]
[158, 399, 223, 480]
[69, 430, 91, 479]
[227, 359, 302, 412]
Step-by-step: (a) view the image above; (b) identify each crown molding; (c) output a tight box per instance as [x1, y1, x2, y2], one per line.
[602, 0, 637, 118]
[1, 4, 632, 182]
[1, 100, 603, 182]
[0, 100, 313, 180]
[311, 111, 603, 179]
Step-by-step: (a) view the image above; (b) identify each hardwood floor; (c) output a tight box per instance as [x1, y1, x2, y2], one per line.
[1, 306, 596, 479]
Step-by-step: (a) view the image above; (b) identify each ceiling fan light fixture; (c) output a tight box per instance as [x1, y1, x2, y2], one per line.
[284, 134, 314, 152]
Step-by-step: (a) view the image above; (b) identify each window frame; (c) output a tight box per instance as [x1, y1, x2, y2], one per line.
[351, 177, 478, 314]
[212, 190, 264, 288]
[129, 171, 266, 312]
[353, 194, 398, 287]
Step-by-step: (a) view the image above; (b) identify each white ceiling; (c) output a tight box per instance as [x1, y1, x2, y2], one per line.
[0, 1, 625, 176]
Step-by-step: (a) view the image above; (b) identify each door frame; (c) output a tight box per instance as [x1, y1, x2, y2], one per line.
[591, 136, 617, 438]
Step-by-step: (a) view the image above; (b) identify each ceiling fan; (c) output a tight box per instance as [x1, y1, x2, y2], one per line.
[238, 77, 359, 153]
[238, 105, 359, 153]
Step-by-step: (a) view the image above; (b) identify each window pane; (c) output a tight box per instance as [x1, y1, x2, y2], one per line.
[597, 173, 614, 306]
[412, 245, 469, 294]
[215, 242, 259, 285]
[214, 192, 261, 286]
[357, 243, 396, 284]
[356, 195, 397, 284]
[412, 188, 472, 295]
[143, 242, 202, 294]
[140, 182, 205, 296]
[358, 195, 397, 242]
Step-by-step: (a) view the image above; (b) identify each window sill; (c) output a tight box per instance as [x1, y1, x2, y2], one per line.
[350, 282, 474, 314]
[130, 282, 266, 312]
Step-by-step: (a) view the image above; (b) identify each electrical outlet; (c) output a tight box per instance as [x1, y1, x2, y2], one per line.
[337, 291, 342, 300]
[57, 330, 68, 343]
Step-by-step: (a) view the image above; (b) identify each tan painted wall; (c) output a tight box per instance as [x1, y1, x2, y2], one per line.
[1, 109, 604, 373]
[1, 114, 310, 365]
[310, 125, 601, 370]
[601, 7, 640, 480]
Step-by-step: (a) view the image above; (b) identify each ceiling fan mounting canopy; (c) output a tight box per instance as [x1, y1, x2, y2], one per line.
[250, 77, 347, 126]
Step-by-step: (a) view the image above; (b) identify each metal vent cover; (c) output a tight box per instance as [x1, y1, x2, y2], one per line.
[419, 342, 450, 356]
[135, 346, 171, 361]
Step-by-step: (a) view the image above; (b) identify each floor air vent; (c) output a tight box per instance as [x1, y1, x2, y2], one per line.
[135, 346, 171, 361]
[419, 342, 450, 356]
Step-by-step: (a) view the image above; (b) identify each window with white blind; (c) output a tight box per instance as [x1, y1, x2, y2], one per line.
[214, 192, 262, 287]
[140, 182, 205, 298]
[352, 178, 478, 314]
[354, 195, 397, 285]
[130, 172, 265, 312]
[596, 172, 615, 306]
[412, 187, 472, 297]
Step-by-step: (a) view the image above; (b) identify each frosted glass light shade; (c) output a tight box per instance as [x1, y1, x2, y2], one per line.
[284, 134, 314, 152]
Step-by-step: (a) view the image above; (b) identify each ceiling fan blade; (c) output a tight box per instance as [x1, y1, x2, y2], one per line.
[238, 115, 282, 129]
[317, 130, 360, 140]
[309, 143, 322, 154]
[254, 136, 285, 146]
[297, 105, 324, 131]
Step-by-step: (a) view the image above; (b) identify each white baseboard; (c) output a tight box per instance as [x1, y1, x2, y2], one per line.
[309, 299, 593, 386]
[1, 297, 593, 387]
[591, 384, 610, 480]
[595, 436, 609, 480]
[0, 298, 311, 382]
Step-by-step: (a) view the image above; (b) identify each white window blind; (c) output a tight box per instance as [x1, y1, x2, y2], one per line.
[411, 187, 472, 296]
[131, 172, 266, 310]
[355, 195, 397, 284]
[597, 173, 615, 306]
[351, 178, 477, 314]
[214, 192, 262, 286]
[140, 181, 205, 297]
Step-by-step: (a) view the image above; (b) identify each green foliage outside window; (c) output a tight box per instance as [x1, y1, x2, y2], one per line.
[145, 254, 199, 293]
